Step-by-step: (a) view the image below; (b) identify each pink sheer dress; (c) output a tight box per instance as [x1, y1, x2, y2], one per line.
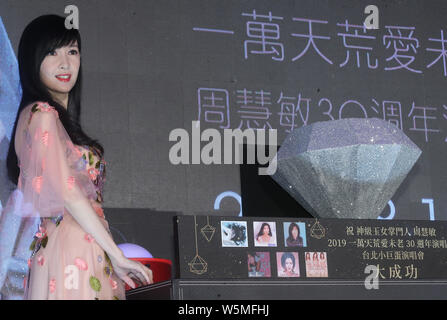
[14, 101, 126, 300]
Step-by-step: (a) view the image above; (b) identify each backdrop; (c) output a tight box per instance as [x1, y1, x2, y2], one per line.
[2, 0, 447, 300]
[1, 0, 447, 221]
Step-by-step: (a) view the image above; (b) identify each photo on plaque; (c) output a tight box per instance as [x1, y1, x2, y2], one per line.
[247, 252, 271, 277]
[305, 252, 328, 277]
[221, 221, 248, 247]
[276, 252, 300, 277]
[283, 222, 307, 247]
[253, 222, 277, 247]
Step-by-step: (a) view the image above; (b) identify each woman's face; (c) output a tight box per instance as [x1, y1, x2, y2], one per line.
[285, 258, 293, 272]
[248, 255, 254, 264]
[40, 41, 80, 100]
[262, 225, 270, 235]
[291, 226, 299, 239]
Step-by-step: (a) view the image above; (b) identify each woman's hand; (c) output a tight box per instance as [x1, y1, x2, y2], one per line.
[109, 253, 154, 289]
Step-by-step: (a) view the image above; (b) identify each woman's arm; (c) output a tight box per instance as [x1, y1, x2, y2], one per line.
[22, 103, 123, 260]
[66, 197, 152, 288]
[65, 196, 124, 259]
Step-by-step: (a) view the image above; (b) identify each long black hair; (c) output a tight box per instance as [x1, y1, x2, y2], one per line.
[280, 252, 295, 270]
[286, 222, 303, 245]
[256, 222, 272, 240]
[6, 14, 104, 187]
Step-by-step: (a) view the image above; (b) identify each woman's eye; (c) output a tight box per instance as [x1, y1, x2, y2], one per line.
[47, 50, 56, 56]
[69, 49, 79, 55]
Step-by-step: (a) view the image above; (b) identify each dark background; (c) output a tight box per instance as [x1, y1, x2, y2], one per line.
[2, 0, 447, 221]
[1, 0, 447, 266]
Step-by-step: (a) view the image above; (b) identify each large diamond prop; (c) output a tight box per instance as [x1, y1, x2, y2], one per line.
[271, 118, 422, 219]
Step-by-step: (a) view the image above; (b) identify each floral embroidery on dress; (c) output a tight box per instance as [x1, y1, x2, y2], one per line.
[104, 266, 113, 278]
[29, 225, 48, 256]
[89, 276, 101, 299]
[49, 278, 56, 293]
[88, 167, 100, 180]
[41, 130, 50, 146]
[85, 233, 95, 243]
[52, 215, 63, 226]
[82, 145, 106, 201]
[103, 251, 114, 277]
[37, 255, 45, 266]
[74, 257, 88, 271]
[67, 176, 76, 190]
[28, 102, 59, 126]
[110, 278, 118, 290]
[76, 144, 106, 208]
[31, 175, 43, 194]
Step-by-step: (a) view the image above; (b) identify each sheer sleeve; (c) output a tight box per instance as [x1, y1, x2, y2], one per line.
[15, 102, 97, 218]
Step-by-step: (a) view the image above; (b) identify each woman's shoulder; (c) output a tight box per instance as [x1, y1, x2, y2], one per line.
[25, 101, 60, 126]
[28, 101, 59, 116]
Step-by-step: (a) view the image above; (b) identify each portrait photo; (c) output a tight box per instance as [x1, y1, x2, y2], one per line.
[247, 252, 271, 278]
[221, 221, 248, 247]
[276, 252, 300, 277]
[305, 252, 328, 277]
[283, 222, 307, 247]
[253, 221, 277, 247]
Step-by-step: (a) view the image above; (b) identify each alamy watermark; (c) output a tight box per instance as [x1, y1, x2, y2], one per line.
[64, 265, 80, 289]
[363, 5, 379, 30]
[64, 5, 79, 29]
[169, 121, 278, 175]
[364, 264, 380, 290]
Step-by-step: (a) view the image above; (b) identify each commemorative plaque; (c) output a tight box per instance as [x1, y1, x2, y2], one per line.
[175, 215, 447, 281]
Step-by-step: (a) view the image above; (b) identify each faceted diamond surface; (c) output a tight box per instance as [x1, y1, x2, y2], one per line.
[272, 118, 422, 219]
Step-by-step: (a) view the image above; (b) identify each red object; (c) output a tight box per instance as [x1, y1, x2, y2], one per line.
[124, 258, 172, 290]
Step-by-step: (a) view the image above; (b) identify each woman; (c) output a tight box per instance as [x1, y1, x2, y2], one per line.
[319, 252, 328, 277]
[312, 252, 319, 267]
[247, 252, 262, 277]
[5, 15, 152, 299]
[286, 223, 303, 247]
[310, 252, 321, 277]
[278, 253, 299, 277]
[305, 252, 314, 277]
[255, 223, 275, 246]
